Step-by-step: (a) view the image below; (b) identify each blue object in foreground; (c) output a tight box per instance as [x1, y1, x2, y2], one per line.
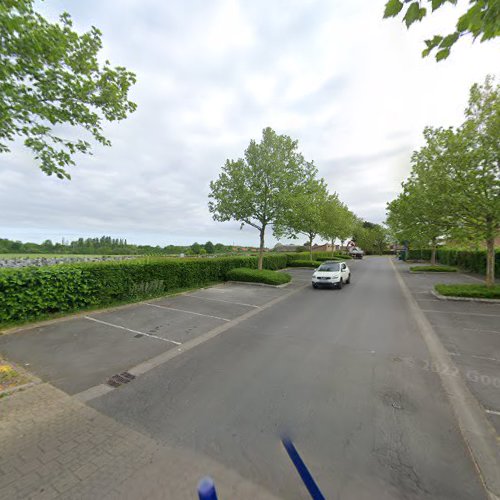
[198, 476, 218, 500]
[281, 437, 326, 500]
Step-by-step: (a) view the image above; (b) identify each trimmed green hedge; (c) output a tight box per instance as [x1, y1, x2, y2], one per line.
[226, 268, 291, 285]
[0, 254, 288, 324]
[407, 248, 499, 277]
[287, 260, 322, 268]
[286, 251, 352, 261]
[409, 265, 458, 272]
[435, 284, 500, 299]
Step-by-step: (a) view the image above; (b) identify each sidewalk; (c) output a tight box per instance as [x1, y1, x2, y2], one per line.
[0, 384, 279, 500]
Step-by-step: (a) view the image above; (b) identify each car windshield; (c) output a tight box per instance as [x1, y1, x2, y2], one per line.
[318, 263, 340, 272]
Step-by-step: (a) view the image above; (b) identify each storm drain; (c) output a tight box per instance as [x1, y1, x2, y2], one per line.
[106, 371, 136, 388]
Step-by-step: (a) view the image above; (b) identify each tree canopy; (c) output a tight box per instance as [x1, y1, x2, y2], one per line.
[387, 76, 500, 285]
[0, 0, 137, 178]
[208, 127, 318, 269]
[383, 0, 500, 61]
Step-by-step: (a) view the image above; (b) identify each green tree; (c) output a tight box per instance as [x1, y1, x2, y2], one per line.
[204, 241, 215, 254]
[387, 76, 499, 285]
[209, 127, 317, 270]
[387, 128, 454, 264]
[0, 0, 136, 179]
[191, 242, 201, 255]
[320, 195, 356, 257]
[279, 178, 330, 261]
[446, 76, 499, 285]
[383, 0, 500, 61]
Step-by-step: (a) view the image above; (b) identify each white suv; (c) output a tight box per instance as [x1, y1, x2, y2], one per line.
[312, 261, 351, 289]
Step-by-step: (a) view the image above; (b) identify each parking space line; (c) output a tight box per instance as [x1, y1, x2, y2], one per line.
[184, 294, 261, 308]
[470, 354, 500, 363]
[144, 303, 230, 322]
[84, 316, 181, 345]
[420, 309, 500, 318]
[485, 409, 500, 417]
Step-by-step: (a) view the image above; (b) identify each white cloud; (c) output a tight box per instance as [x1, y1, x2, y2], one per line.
[2, 0, 498, 246]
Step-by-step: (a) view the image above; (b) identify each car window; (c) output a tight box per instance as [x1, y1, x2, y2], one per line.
[318, 263, 340, 272]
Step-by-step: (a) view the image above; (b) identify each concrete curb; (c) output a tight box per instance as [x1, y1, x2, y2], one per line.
[409, 270, 458, 274]
[224, 280, 290, 289]
[431, 290, 500, 304]
[0, 380, 40, 398]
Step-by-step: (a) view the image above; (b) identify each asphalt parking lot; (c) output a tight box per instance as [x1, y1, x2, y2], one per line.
[397, 261, 500, 434]
[0, 275, 307, 395]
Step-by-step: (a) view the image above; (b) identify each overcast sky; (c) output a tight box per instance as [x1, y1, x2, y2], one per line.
[1, 0, 498, 247]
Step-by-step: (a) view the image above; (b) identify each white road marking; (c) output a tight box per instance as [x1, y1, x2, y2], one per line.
[464, 328, 500, 335]
[84, 316, 181, 345]
[485, 409, 500, 417]
[184, 294, 261, 308]
[470, 354, 500, 363]
[145, 303, 230, 322]
[420, 309, 500, 318]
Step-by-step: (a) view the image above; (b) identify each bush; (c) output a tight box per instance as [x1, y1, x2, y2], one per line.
[407, 248, 499, 277]
[435, 284, 500, 299]
[287, 260, 322, 268]
[409, 265, 458, 272]
[407, 249, 432, 260]
[286, 251, 351, 262]
[0, 254, 289, 325]
[225, 268, 291, 285]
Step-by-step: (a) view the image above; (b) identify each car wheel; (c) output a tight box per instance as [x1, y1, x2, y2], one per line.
[346, 274, 351, 284]
[312, 283, 318, 289]
[337, 279, 343, 289]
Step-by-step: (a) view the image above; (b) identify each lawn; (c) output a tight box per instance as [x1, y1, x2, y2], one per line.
[435, 284, 500, 299]
[410, 265, 458, 272]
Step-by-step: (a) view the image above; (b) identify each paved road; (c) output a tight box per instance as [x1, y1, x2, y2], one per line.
[1, 256, 496, 499]
[87, 257, 485, 499]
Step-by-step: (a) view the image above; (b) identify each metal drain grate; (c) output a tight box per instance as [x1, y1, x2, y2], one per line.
[106, 371, 136, 388]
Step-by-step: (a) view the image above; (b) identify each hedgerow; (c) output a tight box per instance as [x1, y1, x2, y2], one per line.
[286, 260, 322, 268]
[0, 254, 288, 324]
[286, 251, 352, 261]
[226, 268, 291, 285]
[407, 248, 499, 277]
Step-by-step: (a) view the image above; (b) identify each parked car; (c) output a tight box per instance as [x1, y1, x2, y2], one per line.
[312, 261, 351, 289]
[348, 246, 364, 259]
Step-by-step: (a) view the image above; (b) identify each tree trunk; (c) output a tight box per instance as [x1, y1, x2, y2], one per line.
[331, 238, 335, 258]
[309, 235, 313, 261]
[430, 239, 437, 266]
[486, 235, 495, 288]
[258, 227, 265, 270]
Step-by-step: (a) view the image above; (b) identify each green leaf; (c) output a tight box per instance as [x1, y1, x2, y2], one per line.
[404, 3, 426, 28]
[440, 32, 459, 48]
[383, 0, 404, 18]
[436, 48, 451, 60]
[457, 11, 472, 32]
[431, 0, 457, 11]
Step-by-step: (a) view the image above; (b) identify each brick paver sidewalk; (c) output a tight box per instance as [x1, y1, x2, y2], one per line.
[0, 384, 279, 499]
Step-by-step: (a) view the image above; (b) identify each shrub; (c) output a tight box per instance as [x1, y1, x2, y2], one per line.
[225, 268, 291, 285]
[407, 248, 499, 277]
[287, 260, 322, 268]
[286, 251, 351, 262]
[0, 254, 289, 324]
[409, 265, 458, 272]
[435, 284, 500, 299]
